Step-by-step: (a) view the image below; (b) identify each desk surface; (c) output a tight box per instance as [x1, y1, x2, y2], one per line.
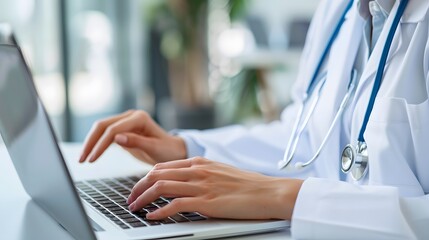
[0, 143, 291, 240]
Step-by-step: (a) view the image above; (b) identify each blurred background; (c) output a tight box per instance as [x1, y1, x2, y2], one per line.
[0, 0, 318, 142]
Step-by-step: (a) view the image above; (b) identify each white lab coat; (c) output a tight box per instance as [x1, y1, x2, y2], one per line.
[180, 0, 429, 239]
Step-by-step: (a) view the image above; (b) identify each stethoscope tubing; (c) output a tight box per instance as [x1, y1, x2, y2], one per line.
[296, 70, 357, 169]
[278, 74, 327, 169]
[278, 0, 354, 170]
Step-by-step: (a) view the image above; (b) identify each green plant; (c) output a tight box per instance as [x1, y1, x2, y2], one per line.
[146, 0, 248, 107]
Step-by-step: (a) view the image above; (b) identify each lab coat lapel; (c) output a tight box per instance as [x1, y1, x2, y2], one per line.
[354, 0, 429, 99]
[355, 0, 402, 97]
[324, 7, 364, 112]
[303, 1, 356, 88]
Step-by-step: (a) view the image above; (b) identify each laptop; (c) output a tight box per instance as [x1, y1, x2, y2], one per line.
[0, 43, 289, 239]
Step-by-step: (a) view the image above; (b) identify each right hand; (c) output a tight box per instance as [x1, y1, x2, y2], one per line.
[79, 110, 187, 165]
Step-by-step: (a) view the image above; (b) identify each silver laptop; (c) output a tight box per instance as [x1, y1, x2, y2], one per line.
[0, 43, 289, 239]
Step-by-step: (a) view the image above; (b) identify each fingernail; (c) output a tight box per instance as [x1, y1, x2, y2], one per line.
[115, 134, 127, 145]
[129, 203, 135, 212]
[87, 152, 96, 162]
[146, 212, 155, 219]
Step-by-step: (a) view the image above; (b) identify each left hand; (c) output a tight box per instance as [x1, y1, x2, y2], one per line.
[127, 157, 303, 220]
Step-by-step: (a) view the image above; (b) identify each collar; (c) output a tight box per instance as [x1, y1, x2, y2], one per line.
[358, 0, 429, 23]
[358, 0, 395, 19]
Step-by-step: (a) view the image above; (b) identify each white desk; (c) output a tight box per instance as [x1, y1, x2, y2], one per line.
[0, 143, 291, 240]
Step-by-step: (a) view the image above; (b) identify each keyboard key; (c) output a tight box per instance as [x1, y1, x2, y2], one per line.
[95, 206, 104, 211]
[170, 214, 189, 223]
[129, 176, 141, 183]
[81, 196, 90, 201]
[154, 199, 167, 204]
[124, 218, 141, 224]
[143, 203, 157, 208]
[84, 189, 96, 193]
[133, 210, 147, 219]
[181, 212, 200, 218]
[119, 224, 130, 229]
[111, 209, 129, 215]
[185, 215, 207, 221]
[117, 178, 130, 184]
[100, 209, 109, 215]
[92, 196, 105, 201]
[118, 190, 131, 195]
[117, 214, 135, 219]
[160, 218, 175, 224]
[103, 203, 118, 208]
[107, 206, 124, 212]
[105, 214, 117, 220]
[145, 207, 158, 212]
[107, 194, 123, 199]
[103, 180, 116, 185]
[112, 219, 123, 224]
[130, 222, 147, 228]
[98, 200, 113, 205]
[117, 201, 128, 206]
[145, 220, 161, 226]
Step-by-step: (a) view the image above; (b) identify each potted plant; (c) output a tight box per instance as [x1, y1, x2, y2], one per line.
[146, 0, 247, 129]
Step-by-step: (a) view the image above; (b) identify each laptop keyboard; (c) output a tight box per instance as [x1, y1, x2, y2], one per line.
[75, 176, 207, 229]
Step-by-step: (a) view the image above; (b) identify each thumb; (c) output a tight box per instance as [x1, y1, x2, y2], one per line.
[114, 133, 154, 151]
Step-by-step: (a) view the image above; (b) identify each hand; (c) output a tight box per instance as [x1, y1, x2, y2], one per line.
[79, 110, 187, 165]
[127, 157, 304, 220]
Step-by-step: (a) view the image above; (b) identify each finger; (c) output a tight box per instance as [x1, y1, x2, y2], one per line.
[128, 181, 200, 212]
[128, 169, 194, 204]
[79, 110, 133, 162]
[114, 133, 156, 153]
[147, 198, 200, 220]
[152, 157, 210, 170]
[151, 159, 193, 170]
[87, 113, 144, 163]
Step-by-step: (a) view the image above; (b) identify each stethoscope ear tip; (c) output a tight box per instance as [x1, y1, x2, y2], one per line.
[277, 160, 306, 171]
[294, 162, 304, 170]
[278, 160, 296, 171]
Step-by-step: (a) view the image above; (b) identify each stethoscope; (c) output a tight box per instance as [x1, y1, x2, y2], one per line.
[278, 0, 409, 181]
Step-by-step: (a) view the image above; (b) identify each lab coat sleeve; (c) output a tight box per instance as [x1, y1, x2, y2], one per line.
[180, 133, 205, 158]
[291, 177, 429, 239]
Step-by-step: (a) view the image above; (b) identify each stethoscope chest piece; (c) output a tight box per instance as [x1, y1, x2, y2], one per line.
[341, 141, 368, 181]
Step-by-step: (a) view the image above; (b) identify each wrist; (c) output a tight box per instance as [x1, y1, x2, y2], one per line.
[273, 178, 304, 220]
[171, 136, 188, 160]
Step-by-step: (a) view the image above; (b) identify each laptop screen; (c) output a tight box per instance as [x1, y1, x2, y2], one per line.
[0, 44, 96, 240]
